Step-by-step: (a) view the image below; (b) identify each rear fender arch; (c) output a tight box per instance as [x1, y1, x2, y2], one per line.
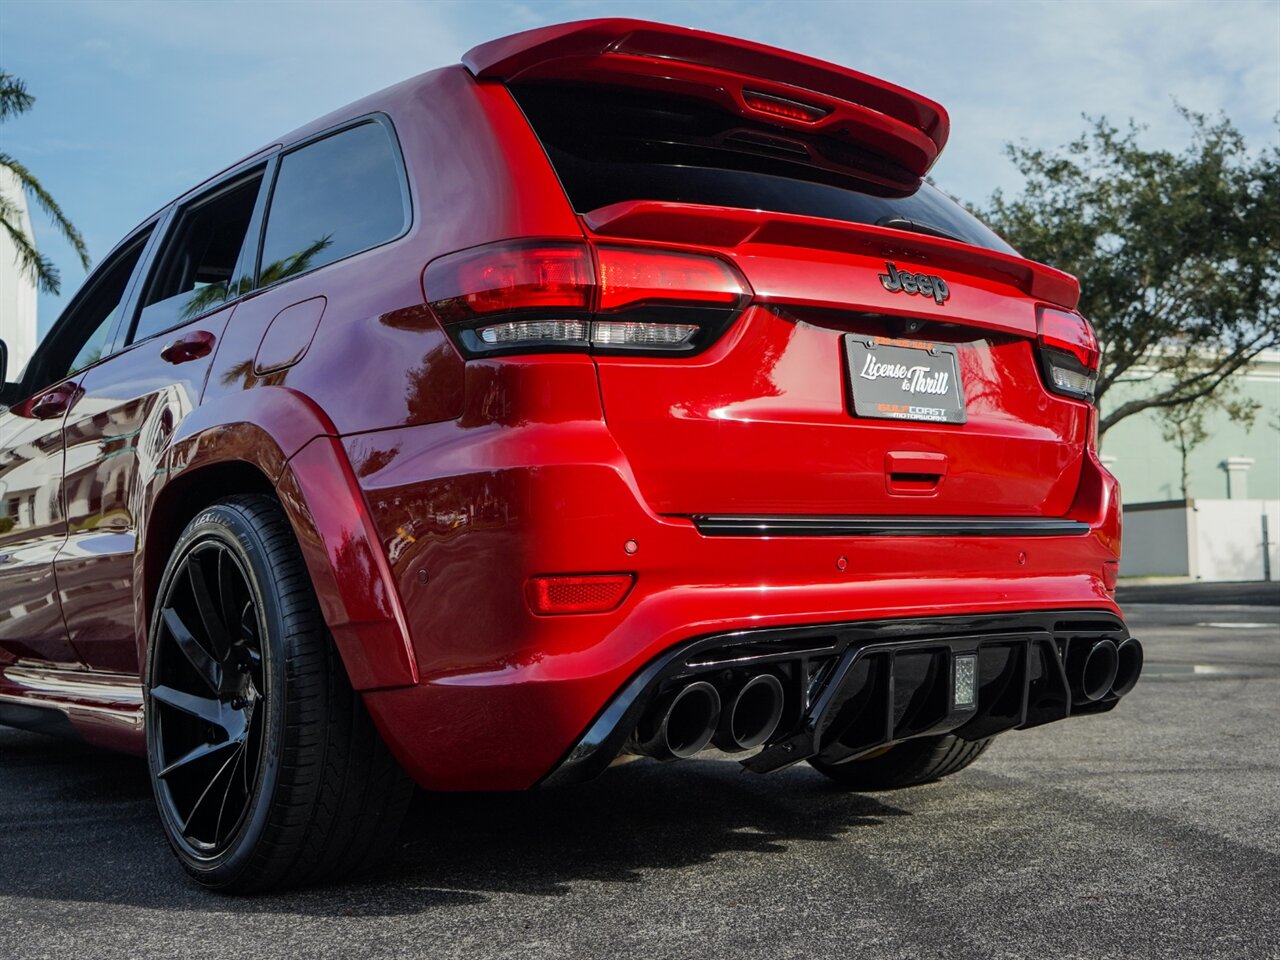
[136, 386, 417, 690]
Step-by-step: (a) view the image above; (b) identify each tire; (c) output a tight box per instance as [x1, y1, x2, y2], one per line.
[144, 495, 413, 893]
[808, 734, 992, 790]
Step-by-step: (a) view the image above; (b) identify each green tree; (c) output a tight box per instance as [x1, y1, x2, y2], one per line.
[979, 108, 1279, 436]
[0, 71, 91, 294]
[1155, 385, 1258, 499]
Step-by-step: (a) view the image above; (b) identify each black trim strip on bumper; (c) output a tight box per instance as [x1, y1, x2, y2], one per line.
[690, 515, 1091, 538]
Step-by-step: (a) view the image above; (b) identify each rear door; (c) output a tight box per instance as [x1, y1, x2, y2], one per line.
[0, 229, 152, 666]
[0, 396, 79, 667]
[59, 163, 269, 674]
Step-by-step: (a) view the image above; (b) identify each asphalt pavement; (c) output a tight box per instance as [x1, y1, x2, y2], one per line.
[2, 584, 1278, 960]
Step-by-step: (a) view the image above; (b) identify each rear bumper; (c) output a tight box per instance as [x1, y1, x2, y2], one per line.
[347, 415, 1123, 791]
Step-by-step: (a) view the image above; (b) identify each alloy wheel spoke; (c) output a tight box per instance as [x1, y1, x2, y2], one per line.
[151, 684, 227, 729]
[237, 605, 263, 690]
[218, 550, 244, 648]
[161, 606, 221, 693]
[187, 553, 231, 662]
[181, 742, 245, 835]
[239, 603, 257, 643]
[241, 725, 253, 794]
[213, 746, 247, 847]
[158, 737, 241, 781]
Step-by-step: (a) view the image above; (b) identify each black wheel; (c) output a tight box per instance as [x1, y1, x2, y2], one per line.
[145, 495, 413, 893]
[809, 734, 993, 790]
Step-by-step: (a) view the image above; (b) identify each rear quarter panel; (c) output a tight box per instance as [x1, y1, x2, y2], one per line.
[143, 66, 585, 689]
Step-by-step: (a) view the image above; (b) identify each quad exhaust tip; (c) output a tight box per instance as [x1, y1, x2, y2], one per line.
[1110, 637, 1143, 698]
[631, 672, 787, 761]
[712, 673, 785, 753]
[1070, 638, 1120, 704]
[632, 680, 722, 761]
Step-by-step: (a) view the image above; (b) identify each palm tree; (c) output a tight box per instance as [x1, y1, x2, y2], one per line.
[0, 71, 90, 294]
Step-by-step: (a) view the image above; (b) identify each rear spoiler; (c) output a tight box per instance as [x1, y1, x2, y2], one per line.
[584, 201, 1082, 310]
[463, 19, 950, 184]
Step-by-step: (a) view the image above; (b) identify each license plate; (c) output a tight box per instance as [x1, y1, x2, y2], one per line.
[844, 336, 967, 424]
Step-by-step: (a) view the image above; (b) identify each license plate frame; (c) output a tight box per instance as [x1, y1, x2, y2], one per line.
[844, 335, 967, 424]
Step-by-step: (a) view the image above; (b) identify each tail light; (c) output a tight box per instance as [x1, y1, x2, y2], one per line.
[424, 240, 751, 357]
[1037, 306, 1099, 403]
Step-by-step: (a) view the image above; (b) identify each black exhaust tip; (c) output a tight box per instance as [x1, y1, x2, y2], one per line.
[1110, 637, 1143, 698]
[632, 681, 721, 761]
[1070, 638, 1119, 704]
[712, 673, 785, 753]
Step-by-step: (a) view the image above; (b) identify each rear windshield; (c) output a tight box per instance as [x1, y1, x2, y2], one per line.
[511, 83, 1015, 256]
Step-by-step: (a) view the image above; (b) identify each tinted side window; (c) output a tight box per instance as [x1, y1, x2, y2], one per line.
[259, 121, 406, 283]
[15, 227, 152, 396]
[132, 169, 264, 344]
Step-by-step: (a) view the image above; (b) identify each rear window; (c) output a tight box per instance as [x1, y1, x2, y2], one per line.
[260, 120, 408, 282]
[511, 84, 1015, 256]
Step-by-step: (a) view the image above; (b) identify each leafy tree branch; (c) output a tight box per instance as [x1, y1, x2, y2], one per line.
[977, 107, 1279, 435]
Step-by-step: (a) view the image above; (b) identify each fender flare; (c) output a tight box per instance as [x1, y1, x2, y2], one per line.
[136, 386, 418, 691]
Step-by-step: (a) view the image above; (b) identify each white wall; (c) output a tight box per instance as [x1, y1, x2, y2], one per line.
[1121, 499, 1279, 581]
[0, 166, 39, 380]
[1122, 503, 1193, 577]
[1194, 499, 1279, 582]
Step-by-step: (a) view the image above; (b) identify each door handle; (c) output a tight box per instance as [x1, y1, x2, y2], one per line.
[885, 451, 948, 495]
[160, 330, 216, 365]
[31, 386, 76, 420]
[885, 451, 948, 477]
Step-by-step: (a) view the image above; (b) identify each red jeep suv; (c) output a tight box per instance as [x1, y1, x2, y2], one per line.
[0, 20, 1141, 892]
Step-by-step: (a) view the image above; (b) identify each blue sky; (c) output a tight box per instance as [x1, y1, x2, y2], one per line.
[3, 0, 1278, 335]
